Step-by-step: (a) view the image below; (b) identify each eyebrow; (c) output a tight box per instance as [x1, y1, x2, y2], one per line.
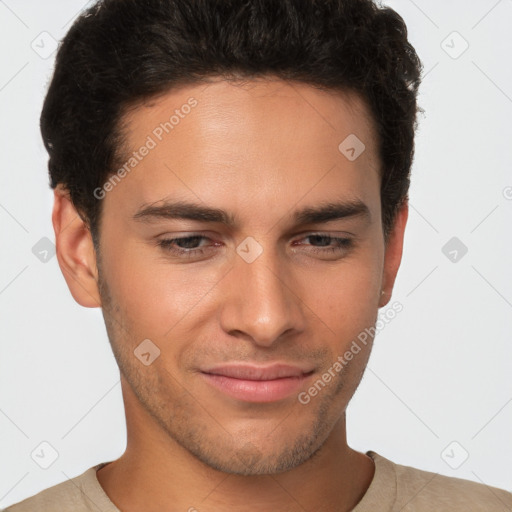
[132, 198, 371, 227]
[133, 201, 236, 225]
[293, 200, 371, 225]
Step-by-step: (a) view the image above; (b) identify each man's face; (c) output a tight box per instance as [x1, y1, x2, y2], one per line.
[94, 79, 397, 475]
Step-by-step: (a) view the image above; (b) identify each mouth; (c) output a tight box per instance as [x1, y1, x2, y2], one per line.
[199, 363, 315, 403]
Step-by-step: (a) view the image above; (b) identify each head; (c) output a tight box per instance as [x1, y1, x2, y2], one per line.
[45, 0, 422, 475]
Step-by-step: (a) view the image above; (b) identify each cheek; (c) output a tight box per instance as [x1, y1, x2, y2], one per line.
[299, 250, 383, 339]
[102, 240, 224, 338]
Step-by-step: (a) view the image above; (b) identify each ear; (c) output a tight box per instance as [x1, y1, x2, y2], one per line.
[379, 201, 408, 308]
[52, 185, 101, 308]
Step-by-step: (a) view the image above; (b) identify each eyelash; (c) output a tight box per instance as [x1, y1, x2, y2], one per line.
[157, 235, 214, 259]
[157, 234, 353, 259]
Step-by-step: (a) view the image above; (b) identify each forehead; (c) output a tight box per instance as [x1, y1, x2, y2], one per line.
[104, 78, 380, 226]
[120, 77, 377, 158]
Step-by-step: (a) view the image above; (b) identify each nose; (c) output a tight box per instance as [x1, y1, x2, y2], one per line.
[218, 243, 306, 347]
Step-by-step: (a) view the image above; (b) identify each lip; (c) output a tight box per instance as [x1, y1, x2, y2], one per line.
[200, 363, 315, 403]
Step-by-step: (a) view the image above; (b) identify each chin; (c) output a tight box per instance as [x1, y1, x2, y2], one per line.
[176, 418, 330, 476]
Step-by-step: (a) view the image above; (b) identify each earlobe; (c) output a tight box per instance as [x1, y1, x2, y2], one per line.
[52, 185, 102, 308]
[379, 201, 408, 308]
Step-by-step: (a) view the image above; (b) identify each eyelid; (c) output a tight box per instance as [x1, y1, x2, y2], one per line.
[291, 230, 355, 241]
[156, 231, 356, 260]
[156, 231, 355, 245]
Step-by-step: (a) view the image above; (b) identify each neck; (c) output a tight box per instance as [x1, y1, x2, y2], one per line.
[96, 377, 375, 512]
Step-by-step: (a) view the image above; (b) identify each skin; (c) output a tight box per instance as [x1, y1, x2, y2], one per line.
[52, 78, 408, 512]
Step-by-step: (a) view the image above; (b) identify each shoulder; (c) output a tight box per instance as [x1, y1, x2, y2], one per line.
[371, 451, 512, 511]
[1, 464, 118, 512]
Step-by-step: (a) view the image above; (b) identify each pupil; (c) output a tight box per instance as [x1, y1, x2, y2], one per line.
[310, 235, 330, 246]
[178, 236, 201, 249]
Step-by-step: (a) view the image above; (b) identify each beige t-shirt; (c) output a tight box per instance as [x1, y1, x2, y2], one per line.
[3, 451, 511, 511]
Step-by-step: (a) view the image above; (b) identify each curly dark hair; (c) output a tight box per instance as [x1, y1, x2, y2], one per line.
[40, 0, 423, 246]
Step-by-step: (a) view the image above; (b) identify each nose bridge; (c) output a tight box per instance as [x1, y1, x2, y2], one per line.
[219, 242, 305, 346]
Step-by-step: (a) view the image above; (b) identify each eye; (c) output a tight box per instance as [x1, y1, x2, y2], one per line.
[293, 233, 354, 259]
[157, 235, 216, 259]
[156, 233, 354, 261]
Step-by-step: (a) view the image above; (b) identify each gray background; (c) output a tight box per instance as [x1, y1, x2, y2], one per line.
[1, 0, 511, 507]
